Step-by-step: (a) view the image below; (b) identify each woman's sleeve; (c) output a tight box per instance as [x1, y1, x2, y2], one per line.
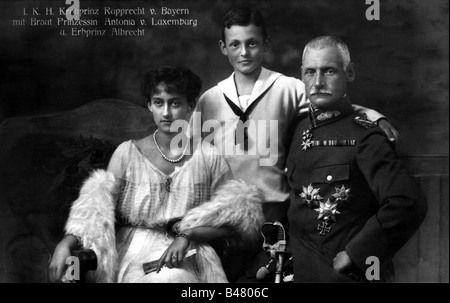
[106, 141, 131, 179]
[201, 142, 234, 197]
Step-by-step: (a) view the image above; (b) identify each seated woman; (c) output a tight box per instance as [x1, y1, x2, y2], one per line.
[47, 66, 264, 283]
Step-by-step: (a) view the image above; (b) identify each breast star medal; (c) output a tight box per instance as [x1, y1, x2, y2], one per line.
[300, 184, 323, 208]
[315, 200, 340, 235]
[300, 184, 351, 236]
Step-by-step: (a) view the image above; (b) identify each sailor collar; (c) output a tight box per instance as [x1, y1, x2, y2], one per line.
[217, 67, 282, 107]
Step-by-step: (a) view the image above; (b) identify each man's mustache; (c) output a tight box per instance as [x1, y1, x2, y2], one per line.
[310, 90, 332, 95]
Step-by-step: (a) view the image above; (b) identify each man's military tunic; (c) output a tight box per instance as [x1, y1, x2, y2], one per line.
[286, 99, 427, 282]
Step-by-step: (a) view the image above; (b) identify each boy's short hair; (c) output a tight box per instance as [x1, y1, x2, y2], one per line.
[221, 7, 268, 42]
[141, 66, 202, 107]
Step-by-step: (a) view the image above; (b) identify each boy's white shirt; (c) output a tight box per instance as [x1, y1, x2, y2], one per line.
[194, 67, 306, 202]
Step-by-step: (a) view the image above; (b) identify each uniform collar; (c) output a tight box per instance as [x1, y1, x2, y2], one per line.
[309, 96, 354, 129]
[217, 67, 282, 108]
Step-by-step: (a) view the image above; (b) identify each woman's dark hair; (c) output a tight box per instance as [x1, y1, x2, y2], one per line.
[141, 66, 202, 106]
[221, 7, 268, 42]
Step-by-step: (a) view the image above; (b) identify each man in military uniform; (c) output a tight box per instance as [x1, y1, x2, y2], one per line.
[286, 36, 427, 282]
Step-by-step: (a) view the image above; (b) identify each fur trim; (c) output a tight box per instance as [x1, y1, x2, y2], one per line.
[179, 180, 264, 282]
[179, 179, 265, 244]
[64, 169, 119, 283]
[194, 244, 229, 283]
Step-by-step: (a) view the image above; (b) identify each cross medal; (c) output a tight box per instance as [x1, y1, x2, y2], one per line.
[317, 221, 331, 235]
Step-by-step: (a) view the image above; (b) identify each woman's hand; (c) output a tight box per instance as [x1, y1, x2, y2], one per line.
[47, 234, 79, 283]
[47, 243, 72, 283]
[155, 226, 232, 273]
[156, 235, 190, 272]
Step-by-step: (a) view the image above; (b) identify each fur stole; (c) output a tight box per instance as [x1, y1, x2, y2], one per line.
[64, 169, 119, 283]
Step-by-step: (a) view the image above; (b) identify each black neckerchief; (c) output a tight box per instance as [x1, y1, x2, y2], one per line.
[223, 94, 265, 146]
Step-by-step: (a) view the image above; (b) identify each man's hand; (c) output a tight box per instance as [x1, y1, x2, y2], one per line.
[378, 118, 399, 143]
[333, 250, 353, 273]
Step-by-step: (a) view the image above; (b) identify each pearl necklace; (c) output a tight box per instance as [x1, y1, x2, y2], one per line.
[153, 129, 186, 163]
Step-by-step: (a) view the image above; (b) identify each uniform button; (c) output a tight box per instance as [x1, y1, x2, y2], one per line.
[326, 175, 333, 182]
[284, 167, 288, 173]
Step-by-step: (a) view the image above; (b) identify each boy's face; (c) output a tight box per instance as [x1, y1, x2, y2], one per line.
[220, 24, 268, 76]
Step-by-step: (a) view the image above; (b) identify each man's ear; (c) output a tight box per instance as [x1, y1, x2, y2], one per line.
[219, 40, 228, 56]
[346, 62, 355, 82]
[300, 65, 304, 81]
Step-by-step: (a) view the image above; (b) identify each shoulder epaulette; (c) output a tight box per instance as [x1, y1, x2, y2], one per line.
[353, 114, 377, 129]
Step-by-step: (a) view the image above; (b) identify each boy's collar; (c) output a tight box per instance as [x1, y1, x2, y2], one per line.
[218, 67, 282, 106]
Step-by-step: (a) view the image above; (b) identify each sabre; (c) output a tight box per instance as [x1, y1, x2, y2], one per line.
[258, 221, 287, 283]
